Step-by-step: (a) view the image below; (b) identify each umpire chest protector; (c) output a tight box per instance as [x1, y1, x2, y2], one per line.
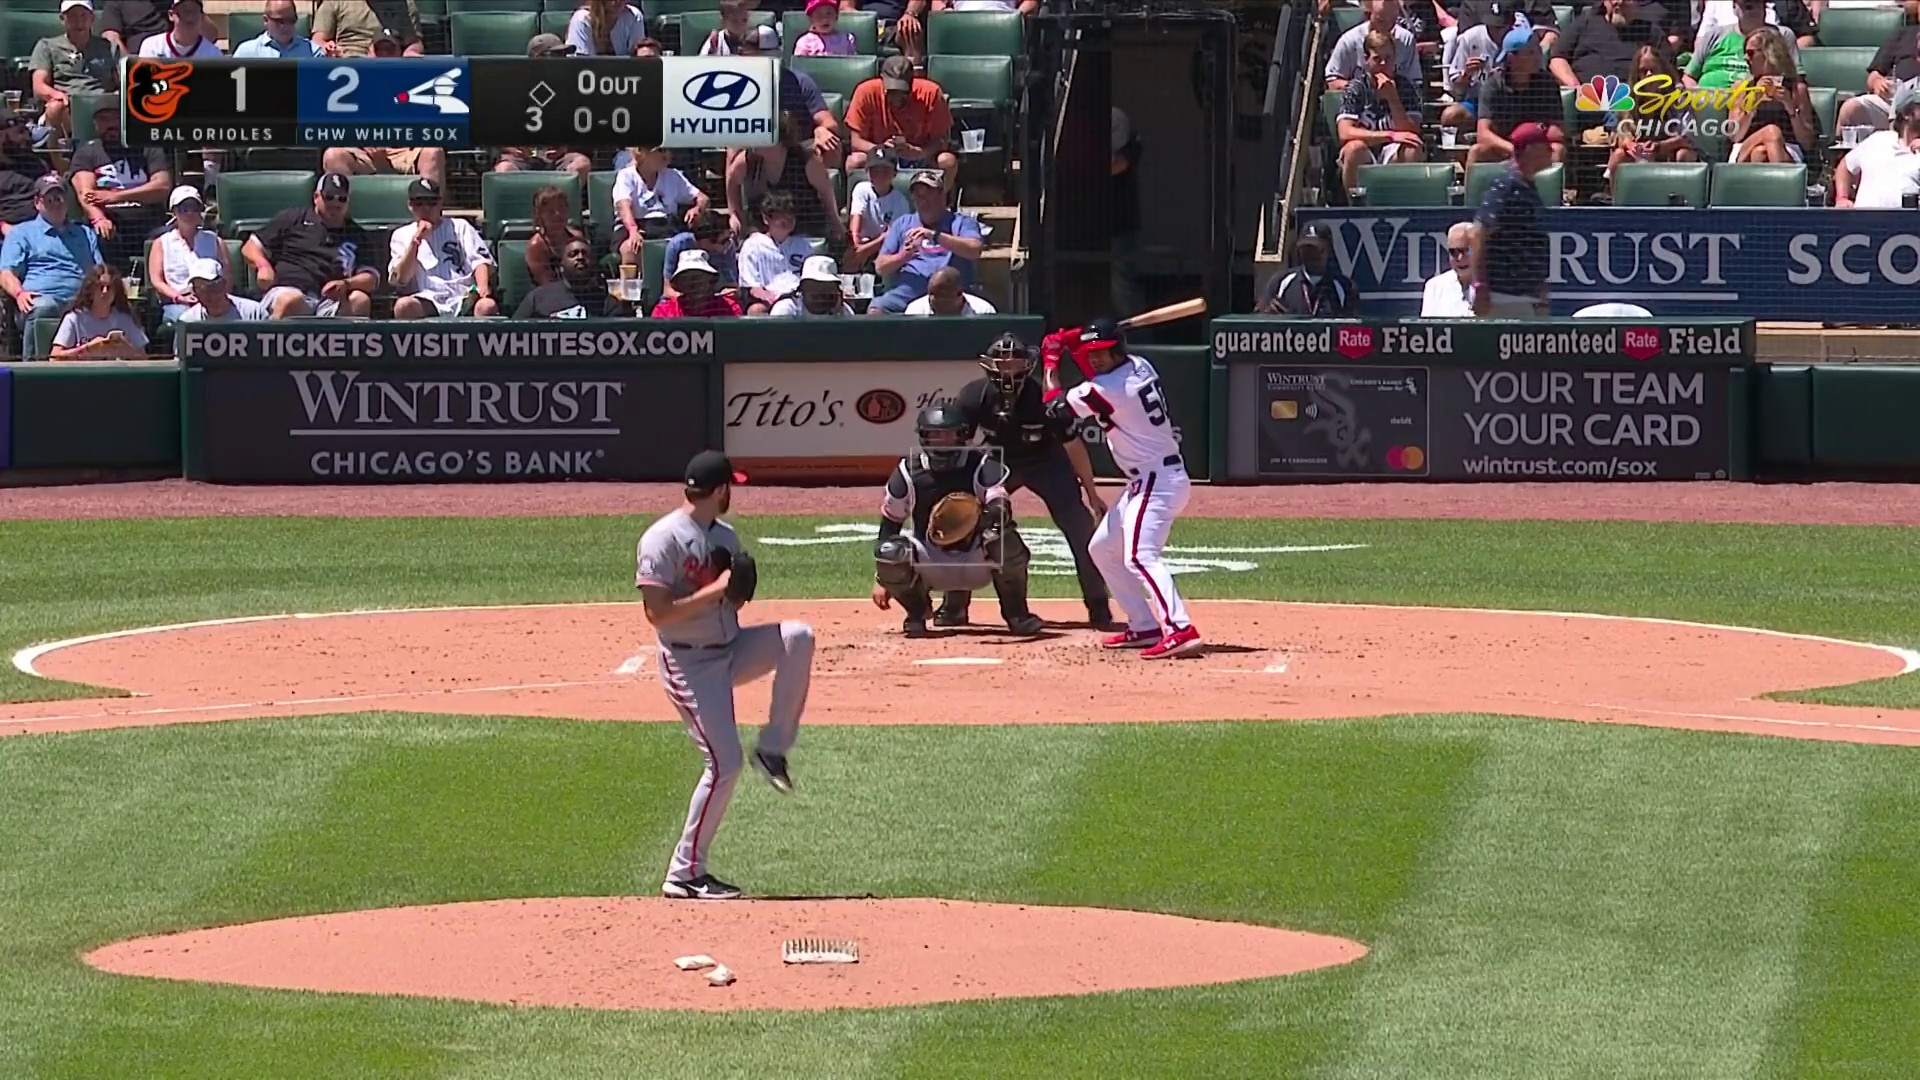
[959, 377, 1073, 467]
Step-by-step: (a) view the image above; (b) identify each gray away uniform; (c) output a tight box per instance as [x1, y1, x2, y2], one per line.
[635, 508, 814, 883]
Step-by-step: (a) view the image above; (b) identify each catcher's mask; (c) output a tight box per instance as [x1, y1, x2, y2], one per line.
[915, 403, 974, 471]
[979, 333, 1035, 402]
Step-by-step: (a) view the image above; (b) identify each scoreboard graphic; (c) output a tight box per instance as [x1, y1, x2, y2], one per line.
[123, 56, 777, 150]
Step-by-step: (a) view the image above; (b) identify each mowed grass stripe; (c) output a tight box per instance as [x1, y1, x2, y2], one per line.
[1325, 721, 1859, 1080]
[3, 516, 1918, 708]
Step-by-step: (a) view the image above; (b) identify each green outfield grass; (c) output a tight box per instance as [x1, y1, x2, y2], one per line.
[1, 514, 1918, 1077]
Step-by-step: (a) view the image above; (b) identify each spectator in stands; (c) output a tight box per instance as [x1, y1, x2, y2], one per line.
[324, 142, 447, 194]
[663, 214, 740, 301]
[179, 257, 269, 323]
[726, 112, 844, 241]
[1837, 4, 1920, 134]
[244, 172, 379, 318]
[796, 0, 860, 55]
[653, 250, 745, 318]
[870, 171, 983, 314]
[235, 0, 323, 59]
[739, 191, 814, 314]
[615, 146, 709, 262]
[634, 36, 664, 57]
[1258, 222, 1358, 316]
[98, 1, 170, 56]
[49, 263, 145, 359]
[1326, 0, 1422, 90]
[846, 147, 910, 270]
[1608, 45, 1697, 179]
[701, 1, 759, 55]
[1693, 0, 1815, 53]
[569, 0, 647, 57]
[517, 237, 628, 318]
[68, 97, 170, 260]
[1729, 26, 1815, 162]
[735, 25, 846, 165]
[525, 185, 587, 288]
[312, 1, 424, 58]
[1836, 77, 1920, 207]
[771, 255, 856, 316]
[1337, 31, 1426, 193]
[936, 1, 1037, 12]
[1451, 0, 1558, 52]
[0, 176, 100, 350]
[1470, 121, 1551, 317]
[1420, 221, 1478, 316]
[137, 0, 219, 58]
[846, 56, 960, 191]
[1442, 0, 1520, 132]
[904, 265, 997, 314]
[146, 184, 224, 324]
[0, 105, 53, 239]
[493, 37, 596, 180]
[30, 0, 121, 140]
[1470, 28, 1567, 164]
[390, 179, 499, 320]
[849, 1, 929, 66]
[1687, 0, 1806, 89]
[1549, 0, 1667, 91]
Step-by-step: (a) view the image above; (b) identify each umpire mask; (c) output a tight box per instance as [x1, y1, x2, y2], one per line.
[915, 403, 974, 471]
[980, 333, 1036, 406]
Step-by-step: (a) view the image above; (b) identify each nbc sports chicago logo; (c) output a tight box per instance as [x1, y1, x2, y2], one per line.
[661, 57, 775, 145]
[1574, 73, 1760, 139]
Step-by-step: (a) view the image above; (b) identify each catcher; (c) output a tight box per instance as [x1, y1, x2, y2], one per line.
[870, 404, 1045, 638]
[636, 450, 814, 901]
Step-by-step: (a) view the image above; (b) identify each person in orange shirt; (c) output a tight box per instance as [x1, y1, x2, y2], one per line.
[845, 56, 959, 190]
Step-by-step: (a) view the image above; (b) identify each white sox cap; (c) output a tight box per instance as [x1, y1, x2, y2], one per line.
[800, 255, 840, 284]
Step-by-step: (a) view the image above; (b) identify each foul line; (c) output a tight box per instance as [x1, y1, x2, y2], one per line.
[1, 677, 630, 727]
[1584, 701, 1920, 738]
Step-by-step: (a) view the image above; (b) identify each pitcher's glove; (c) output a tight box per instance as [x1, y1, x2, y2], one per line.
[711, 547, 759, 604]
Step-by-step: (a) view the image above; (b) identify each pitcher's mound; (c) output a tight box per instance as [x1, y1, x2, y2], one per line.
[85, 896, 1367, 1012]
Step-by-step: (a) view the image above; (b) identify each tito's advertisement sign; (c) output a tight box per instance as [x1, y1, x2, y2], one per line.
[723, 360, 982, 479]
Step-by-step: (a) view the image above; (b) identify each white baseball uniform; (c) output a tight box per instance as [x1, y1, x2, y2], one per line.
[1064, 355, 1193, 636]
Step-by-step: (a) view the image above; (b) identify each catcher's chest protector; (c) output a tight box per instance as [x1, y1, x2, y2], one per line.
[908, 452, 991, 541]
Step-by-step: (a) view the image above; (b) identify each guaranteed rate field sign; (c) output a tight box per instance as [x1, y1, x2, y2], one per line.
[179, 322, 717, 483]
[1210, 318, 1754, 482]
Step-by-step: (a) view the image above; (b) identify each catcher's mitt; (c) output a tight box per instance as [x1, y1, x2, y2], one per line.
[711, 547, 759, 604]
[926, 491, 983, 549]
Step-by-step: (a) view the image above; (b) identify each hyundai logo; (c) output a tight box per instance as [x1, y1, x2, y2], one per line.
[684, 70, 761, 111]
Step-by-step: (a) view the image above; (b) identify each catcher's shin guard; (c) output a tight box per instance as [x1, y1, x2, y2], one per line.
[874, 535, 932, 620]
[990, 528, 1036, 624]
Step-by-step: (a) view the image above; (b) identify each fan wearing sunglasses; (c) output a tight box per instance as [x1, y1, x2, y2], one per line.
[242, 171, 379, 318]
[1420, 222, 1479, 317]
[0, 104, 53, 239]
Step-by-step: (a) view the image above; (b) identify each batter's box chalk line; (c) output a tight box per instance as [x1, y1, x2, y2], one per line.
[756, 523, 1370, 576]
[783, 938, 860, 964]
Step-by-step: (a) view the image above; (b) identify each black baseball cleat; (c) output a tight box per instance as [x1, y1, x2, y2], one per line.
[933, 601, 970, 627]
[1086, 601, 1119, 629]
[1005, 613, 1045, 636]
[903, 615, 931, 637]
[753, 750, 793, 794]
[661, 874, 742, 900]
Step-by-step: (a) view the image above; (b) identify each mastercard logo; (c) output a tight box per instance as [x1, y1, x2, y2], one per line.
[1385, 445, 1426, 471]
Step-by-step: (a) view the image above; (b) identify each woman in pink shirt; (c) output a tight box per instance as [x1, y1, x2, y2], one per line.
[793, 0, 857, 56]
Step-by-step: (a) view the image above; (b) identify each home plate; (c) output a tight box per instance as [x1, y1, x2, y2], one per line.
[914, 657, 1004, 667]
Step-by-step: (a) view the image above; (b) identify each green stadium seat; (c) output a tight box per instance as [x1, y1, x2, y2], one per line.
[480, 169, 582, 240]
[1357, 163, 1454, 207]
[644, 236, 668, 309]
[449, 11, 540, 56]
[781, 10, 879, 56]
[1708, 162, 1807, 207]
[1689, 100, 1731, 161]
[444, 0, 545, 10]
[1796, 46, 1876, 95]
[70, 91, 114, 146]
[790, 55, 880, 100]
[821, 91, 846, 124]
[586, 168, 618, 247]
[1611, 161, 1710, 207]
[216, 170, 318, 238]
[1814, 6, 1903, 48]
[495, 239, 534, 312]
[30, 310, 57, 360]
[1321, 90, 1343, 137]
[347, 174, 418, 230]
[848, 166, 941, 198]
[1808, 85, 1838, 145]
[1465, 161, 1564, 207]
[679, 9, 776, 52]
[1560, 86, 1577, 130]
[224, 237, 255, 295]
[0, 11, 63, 66]
[648, 0, 722, 33]
[927, 55, 1013, 109]
[1331, 4, 1365, 34]
[225, 12, 311, 47]
[539, 9, 571, 37]
[927, 11, 1023, 57]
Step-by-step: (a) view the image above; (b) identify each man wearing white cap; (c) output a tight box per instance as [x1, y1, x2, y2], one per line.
[30, 1, 121, 139]
[770, 255, 855, 317]
[652, 250, 744, 318]
[1836, 78, 1920, 210]
[179, 257, 268, 323]
[389, 177, 498, 319]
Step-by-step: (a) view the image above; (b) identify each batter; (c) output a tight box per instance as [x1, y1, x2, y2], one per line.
[635, 450, 815, 900]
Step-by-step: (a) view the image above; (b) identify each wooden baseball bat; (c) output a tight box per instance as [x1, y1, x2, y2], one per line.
[1118, 297, 1207, 332]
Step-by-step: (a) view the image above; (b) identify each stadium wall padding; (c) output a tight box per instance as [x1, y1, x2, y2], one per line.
[4, 362, 181, 471]
[1808, 365, 1920, 473]
[1754, 365, 1813, 470]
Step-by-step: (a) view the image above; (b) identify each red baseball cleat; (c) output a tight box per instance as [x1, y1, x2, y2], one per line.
[1100, 629, 1160, 649]
[1141, 625, 1202, 660]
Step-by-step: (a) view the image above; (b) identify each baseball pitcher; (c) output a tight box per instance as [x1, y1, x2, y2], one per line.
[870, 404, 1046, 638]
[635, 450, 814, 901]
[1044, 317, 1203, 659]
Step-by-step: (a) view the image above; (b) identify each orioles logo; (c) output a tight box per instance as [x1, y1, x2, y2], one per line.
[127, 59, 193, 125]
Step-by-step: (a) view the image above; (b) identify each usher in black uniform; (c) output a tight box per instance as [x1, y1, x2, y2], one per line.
[940, 334, 1113, 628]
